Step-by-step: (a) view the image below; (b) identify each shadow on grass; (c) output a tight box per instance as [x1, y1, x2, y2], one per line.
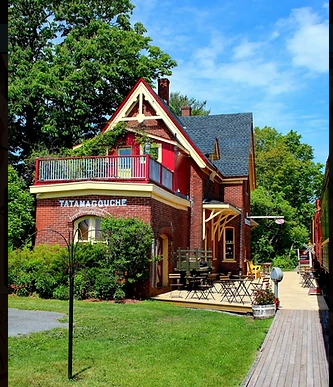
[72, 366, 92, 380]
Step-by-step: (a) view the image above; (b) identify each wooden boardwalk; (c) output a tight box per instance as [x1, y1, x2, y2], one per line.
[241, 309, 329, 387]
[153, 271, 329, 386]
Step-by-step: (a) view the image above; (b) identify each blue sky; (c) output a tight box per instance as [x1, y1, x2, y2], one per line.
[131, 0, 329, 166]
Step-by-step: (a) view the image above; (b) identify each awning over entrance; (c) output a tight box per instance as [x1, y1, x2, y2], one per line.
[202, 200, 241, 242]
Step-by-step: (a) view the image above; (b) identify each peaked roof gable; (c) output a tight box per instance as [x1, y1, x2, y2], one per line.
[102, 78, 218, 173]
[101, 78, 254, 182]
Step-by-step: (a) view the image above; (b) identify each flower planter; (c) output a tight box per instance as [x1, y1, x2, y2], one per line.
[252, 304, 276, 319]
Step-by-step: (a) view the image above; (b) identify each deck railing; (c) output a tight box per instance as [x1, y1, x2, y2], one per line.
[35, 155, 173, 191]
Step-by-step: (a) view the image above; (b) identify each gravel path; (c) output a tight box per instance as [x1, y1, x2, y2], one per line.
[8, 308, 68, 337]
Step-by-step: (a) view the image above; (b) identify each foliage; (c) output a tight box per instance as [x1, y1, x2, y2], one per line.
[134, 127, 159, 160]
[272, 255, 297, 270]
[8, 297, 272, 387]
[251, 127, 324, 266]
[252, 286, 276, 305]
[8, 244, 69, 297]
[92, 268, 117, 300]
[114, 287, 126, 302]
[9, 0, 177, 170]
[9, 216, 155, 300]
[70, 122, 127, 156]
[169, 91, 210, 116]
[8, 165, 35, 250]
[52, 285, 69, 300]
[101, 216, 154, 286]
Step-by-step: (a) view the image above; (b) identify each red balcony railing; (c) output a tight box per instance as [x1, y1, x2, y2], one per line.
[35, 155, 173, 191]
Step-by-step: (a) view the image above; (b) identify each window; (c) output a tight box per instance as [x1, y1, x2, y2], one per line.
[118, 147, 132, 177]
[140, 143, 162, 162]
[224, 227, 235, 260]
[75, 216, 103, 243]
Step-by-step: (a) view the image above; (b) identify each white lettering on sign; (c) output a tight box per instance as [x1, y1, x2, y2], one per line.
[59, 199, 127, 207]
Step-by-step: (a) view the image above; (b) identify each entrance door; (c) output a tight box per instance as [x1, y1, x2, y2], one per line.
[156, 235, 168, 287]
[118, 148, 132, 178]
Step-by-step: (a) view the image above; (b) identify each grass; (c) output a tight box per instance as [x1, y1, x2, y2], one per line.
[8, 296, 273, 387]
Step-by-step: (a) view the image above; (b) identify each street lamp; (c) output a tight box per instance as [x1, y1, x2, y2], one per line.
[23, 227, 83, 380]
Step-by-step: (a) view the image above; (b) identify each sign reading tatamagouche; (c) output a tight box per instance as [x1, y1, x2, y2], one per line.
[59, 199, 127, 207]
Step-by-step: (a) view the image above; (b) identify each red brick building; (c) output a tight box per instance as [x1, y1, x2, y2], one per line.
[30, 78, 257, 297]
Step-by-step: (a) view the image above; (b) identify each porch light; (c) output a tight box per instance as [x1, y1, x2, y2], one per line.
[143, 140, 151, 155]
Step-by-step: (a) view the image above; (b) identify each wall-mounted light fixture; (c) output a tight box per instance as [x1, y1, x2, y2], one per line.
[143, 140, 151, 155]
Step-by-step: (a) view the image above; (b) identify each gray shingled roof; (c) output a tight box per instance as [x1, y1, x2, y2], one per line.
[177, 113, 253, 177]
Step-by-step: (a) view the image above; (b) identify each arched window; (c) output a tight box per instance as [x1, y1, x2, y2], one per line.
[74, 216, 103, 243]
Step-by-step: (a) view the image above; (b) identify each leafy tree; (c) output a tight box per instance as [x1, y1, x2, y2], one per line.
[8, 165, 35, 250]
[169, 91, 210, 116]
[9, 0, 177, 171]
[251, 127, 324, 267]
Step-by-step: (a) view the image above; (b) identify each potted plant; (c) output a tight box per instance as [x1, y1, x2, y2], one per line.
[251, 286, 278, 319]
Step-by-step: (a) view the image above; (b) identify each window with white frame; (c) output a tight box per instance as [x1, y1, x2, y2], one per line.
[74, 216, 103, 243]
[140, 142, 161, 162]
[224, 227, 235, 260]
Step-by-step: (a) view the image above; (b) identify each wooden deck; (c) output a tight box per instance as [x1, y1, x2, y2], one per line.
[241, 309, 329, 387]
[152, 271, 329, 386]
[151, 282, 254, 314]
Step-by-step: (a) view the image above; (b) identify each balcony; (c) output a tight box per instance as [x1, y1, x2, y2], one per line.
[34, 155, 173, 192]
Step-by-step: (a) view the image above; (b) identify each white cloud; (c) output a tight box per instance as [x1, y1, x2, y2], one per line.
[232, 39, 263, 60]
[131, 1, 328, 164]
[280, 7, 328, 73]
[269, 31, 280, 41]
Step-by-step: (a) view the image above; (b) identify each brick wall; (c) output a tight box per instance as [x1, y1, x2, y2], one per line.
[224, 184, 244, 208]
[35, 195, 152, 246]
[151, 198, 189, 270]
[34, 193, 190, 298]
[188, 162, 204, 249]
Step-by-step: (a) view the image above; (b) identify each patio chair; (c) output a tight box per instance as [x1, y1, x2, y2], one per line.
[168, 273, 183, 298]
[246, 261, 261, 279]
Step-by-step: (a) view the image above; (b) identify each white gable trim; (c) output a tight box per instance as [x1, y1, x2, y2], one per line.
[103, 81, 208, 169]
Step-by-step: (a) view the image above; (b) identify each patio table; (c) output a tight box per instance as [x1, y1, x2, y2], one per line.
[218, 278, 252, 304]
[301, 270, 317, 288]
[217, 278, 238, 303]
[185, 276, 204, 299]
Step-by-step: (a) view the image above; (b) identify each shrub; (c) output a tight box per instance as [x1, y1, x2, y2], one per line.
[34, 273, 57, 298]
[101, 216, 154, 283]
[93, 269, 117, 300]
[74, 242, 107, 268]
[8, 216, 155, 301]
[114, 287, 126, 303]
[8, 244, 68, 297]
[272, 255, 297, 270]
[53, 285, 69, 300]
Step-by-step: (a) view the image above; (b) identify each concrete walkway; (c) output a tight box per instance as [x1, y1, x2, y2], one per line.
[274, 270, 328, 311]
[241, 270, 329, 387]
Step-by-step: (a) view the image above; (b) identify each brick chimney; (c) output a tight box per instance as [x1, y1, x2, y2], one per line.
[181, 105, 192, 116]
[158, 78, 170, 105]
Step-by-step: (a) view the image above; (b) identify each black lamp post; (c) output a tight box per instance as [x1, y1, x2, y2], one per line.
[24, 227, 82, 380]
[67, 231, 75, 380]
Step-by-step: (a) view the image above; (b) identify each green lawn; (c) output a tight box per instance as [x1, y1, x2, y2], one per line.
[8, 296, 273, 387]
